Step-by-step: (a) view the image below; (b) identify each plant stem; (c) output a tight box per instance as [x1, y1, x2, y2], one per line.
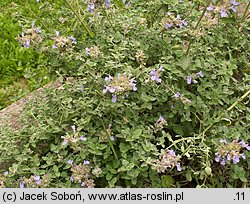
[199, 88, 250, 137]
[101, 7, 116, 32]
[27, 7, 50, 32]
[241, 1, 250, 22]
[186, 0, 212, 55]
[64, 0, 95, 38]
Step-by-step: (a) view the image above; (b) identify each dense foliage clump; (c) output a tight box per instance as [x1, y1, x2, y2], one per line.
[0, 0, 249, 188]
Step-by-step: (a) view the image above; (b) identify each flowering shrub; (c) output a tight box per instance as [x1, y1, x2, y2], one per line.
[215, 139, 250, 165]
[0, 0, 249, 188]
[0, 3, 50, 109]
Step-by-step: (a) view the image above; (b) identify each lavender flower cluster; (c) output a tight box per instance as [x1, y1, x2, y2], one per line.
[61, 125, 87, 148]
[161, 12, 188, 30]
[19, 174, 50, 188]
[206, 0, 240, 18]
[186, 71, 204, 85]
[135, 50, 145, 65]
[155, 115, 168, 131]
[152, 149, 182, 173]
[149, 66, 164, 83]
[103, 73, 137, 103]
[86, 0, 112, 13]
[52, 31, 77, 52]
[70, 162, 95, 188]
[172, 92, 192, 104]
[85, 46, 101, 58]
[17, 23, 42, 48]
[215, 139, 250, 166]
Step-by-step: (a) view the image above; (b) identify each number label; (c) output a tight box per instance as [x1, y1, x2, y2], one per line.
[235, 192, 244, 201]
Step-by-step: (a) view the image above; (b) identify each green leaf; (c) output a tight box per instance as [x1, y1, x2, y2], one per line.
[53, 165, 59, 173]
[132, 128, 142, 138]
[106, 172, 113, 181]
[102, 121, 118, 160]
[185, 171, 192, 182]
[114, 0, 125, 8]
[181, 57, 191, 70]
[55, 172, 61, 177]
[239, 176, 247, 183]
[205, 166, 212, 175]
[108, 177, 117, 187]
[161, 175, 174, 187]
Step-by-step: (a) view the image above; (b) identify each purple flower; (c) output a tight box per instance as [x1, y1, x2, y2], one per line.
[35, 180, 41, 185]
[129, 79, 137, 91]
[173, 92, 181, 98]
[219, 139, 227, 143]
[229, 6, 237, 13]
[103, 86, 108, 94]
[233, 155, 240, 164]
[131, 83, 137, 91]
[105, 75, 112, 82]
[34, 27, 41, 33]
[220, 159, 226, 165]
[70, 176, 74, 182]
[240, 153, 246, 160]
[62, 140, 68, 146]
[207, 5, 214, 11]
[3, 171, 8, 176]
[215, 153, 220, 162]
[230, 0, 239, 6]
[220, 9, 228, 18]
[84, 160, 90, 165]
[157, 115, 165, 123]
[112, 95, 117, 103]
[168, 149, 176, 156]
[192, 79, 198, 84]
[80, 136, 87, 141]
[52, 45, 58, 49]
[197, 71, 204, 78]
[186, 76, 192, 84]
[176, 163, 182, 171]
[165, 23, 173, 29]
[69, 35, 77, 44]
[67, 160, 73, 165]
[24, 39, 30, 48]
[87, 2, 95, 13]
[85, 47, 90, 55]
[239, 140, 250, 150]
[150, 69, 162, 83]
[109, 86, 116, 93]
[33, 175, 41, 185]
[71, 125, 76, 132]
[105, 0, 111, 7]
[80, 86, 84, 93]
[227, 154, 231, 161]
[181, 20, 188, 26]
[110, 136, 115, 141]
[20, 181, 24, 188]
[34, 175, 40, 181]
[81, 182, 86, 186]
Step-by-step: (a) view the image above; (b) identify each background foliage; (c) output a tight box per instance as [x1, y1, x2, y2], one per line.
[0, 0, 249, 188]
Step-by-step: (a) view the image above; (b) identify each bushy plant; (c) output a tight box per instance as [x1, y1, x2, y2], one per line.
[0, 1, 50, 109]
[0, 0, 249, 188]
